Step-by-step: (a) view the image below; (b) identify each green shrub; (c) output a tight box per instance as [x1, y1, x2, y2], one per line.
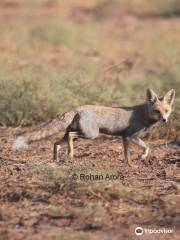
[0, 60, 179, 140]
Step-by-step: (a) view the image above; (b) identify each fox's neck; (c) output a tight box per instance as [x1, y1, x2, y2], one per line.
[139, 102, 158, 128]
[119, 103, 159, 137]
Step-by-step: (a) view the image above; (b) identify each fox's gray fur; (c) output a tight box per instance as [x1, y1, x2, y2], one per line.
[12, 89, 175, 167]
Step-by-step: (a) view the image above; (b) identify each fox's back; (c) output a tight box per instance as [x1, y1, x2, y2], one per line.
[75, 105, 133, 134]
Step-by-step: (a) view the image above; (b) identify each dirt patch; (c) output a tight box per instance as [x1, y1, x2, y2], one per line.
[0, 127, 179, 240]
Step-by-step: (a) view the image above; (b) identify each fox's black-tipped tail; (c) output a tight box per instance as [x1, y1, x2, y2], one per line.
[12, 110, 76, 151]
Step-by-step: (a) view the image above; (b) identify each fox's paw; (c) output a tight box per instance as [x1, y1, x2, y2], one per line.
[67, 150, 74, 159]
[127, 160, 139, 169]
[140, 154, 147, 161]
[140, 148, 150, 161]
[53, 155, 62, 163]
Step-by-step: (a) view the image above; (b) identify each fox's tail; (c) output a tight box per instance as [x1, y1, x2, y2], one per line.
[12, 110, 76, 151]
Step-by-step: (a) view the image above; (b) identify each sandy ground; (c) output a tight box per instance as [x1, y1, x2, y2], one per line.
[0, 127, 179, 240]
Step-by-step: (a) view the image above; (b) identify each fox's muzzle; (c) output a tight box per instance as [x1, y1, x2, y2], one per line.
[162, 118, 168, 123]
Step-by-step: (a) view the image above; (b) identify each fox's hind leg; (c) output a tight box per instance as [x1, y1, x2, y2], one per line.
[53, 131, 82, 161]
[67, 120, 99, 158]
[132, 137, 149, 160]
[67, 130, 95, 158]
[66, 111, 99, 159]
[68, 132, 80, 158]
[53, 134, 67, 161]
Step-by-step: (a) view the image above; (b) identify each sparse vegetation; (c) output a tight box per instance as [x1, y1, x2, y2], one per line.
[93, 0, 180, 18]
[0, 0, 179, 139]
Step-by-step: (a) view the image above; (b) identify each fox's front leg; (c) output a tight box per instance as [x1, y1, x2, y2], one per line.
[132, 137, 149, 160]
[122, 137, 133, 167]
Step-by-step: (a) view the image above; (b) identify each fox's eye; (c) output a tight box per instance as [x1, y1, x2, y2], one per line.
[154, 110, 160, 114]
[165, 109, 169, 113]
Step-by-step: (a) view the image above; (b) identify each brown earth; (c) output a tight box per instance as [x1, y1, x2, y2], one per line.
[0, 127, 179, 240]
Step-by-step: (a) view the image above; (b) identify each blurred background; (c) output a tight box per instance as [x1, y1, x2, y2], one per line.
[0, 0, 179, 139]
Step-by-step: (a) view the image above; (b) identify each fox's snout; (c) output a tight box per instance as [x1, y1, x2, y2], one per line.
[156, 115, 168, 123]
[158, 113, 168, 123]
[162, 117, 168, 123]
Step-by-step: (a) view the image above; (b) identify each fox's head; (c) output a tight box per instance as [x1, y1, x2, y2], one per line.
[146, 88, 175, 123]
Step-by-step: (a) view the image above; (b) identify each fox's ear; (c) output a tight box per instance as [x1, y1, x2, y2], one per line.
[146, 88, 158, 103]
[164, 89, 175, 106]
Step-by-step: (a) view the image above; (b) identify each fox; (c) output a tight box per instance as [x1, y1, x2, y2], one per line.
[12, 88, 175, 167]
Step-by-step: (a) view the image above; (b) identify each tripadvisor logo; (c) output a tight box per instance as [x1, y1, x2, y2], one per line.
[135, 226, 174, 236]
[135, 227, 144, 236]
